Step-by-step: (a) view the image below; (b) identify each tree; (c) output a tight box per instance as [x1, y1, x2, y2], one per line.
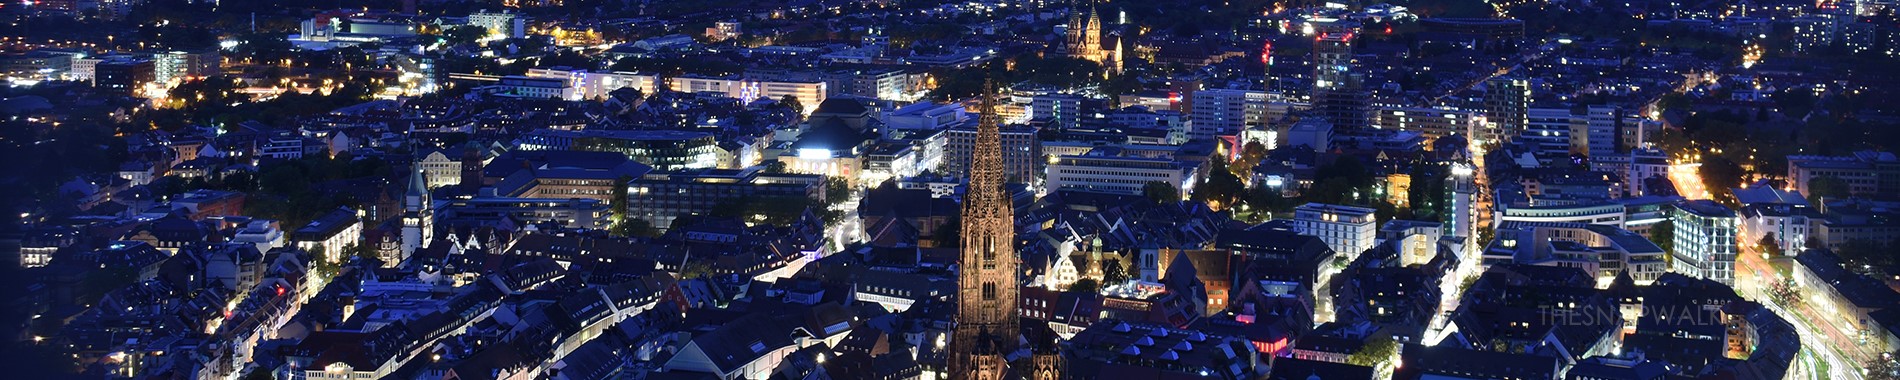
[1768, 277, 1801, 305]
[76, 266, 139, 306]
[444, 25, 488, 45]
[1657, 92, 1691, 113]
[1230, 141, 1268, 179]
[1068, 278, 1101, 294]
[1142, 181, 1179, 204]
[1309, 156, 1375, 205]
[935, 216, 962, 248]
[779, 95, 805, 115]
[1869, 352, 1900, 380]
[1102, 258, 1128, 284]
[239, 368, 275, 380]
[1407, 164, 1450, 220]
[1346, 337, 1400, 368]
[1649, 220, 1676, 257]
[614, 218, 655, 238]
[1757, 233, 1784, 257]
[679, 259, 714, 279]
[824, 177, 852, 206]
[1808, 175, 1851, 200]
[310, 243, 341, 281]
[1699, 155, 1745, 206]
[1194, 158, 1246, 210]
[609, 175, 632, 236]
[1836, 239, 1895, 269]
[343, 243, 377, 261]
[762, 160, 788, 173]
[1245, 182, 1285, 207]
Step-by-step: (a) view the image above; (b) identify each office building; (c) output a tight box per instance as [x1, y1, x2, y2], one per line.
[520, 129, 722, 171]
[1292, 203, 1379, 260]
[1584, 105, 1622, 156]
[523, 68, 660, 100]
[1311, 19, 1372, 132]
[1672, 200, 1738, 286]
[668, 75, 827, 114]
[1484, 76, 1530, 146]
[1029, 93, 1085, 130]
[153, 49, 219, 84]
[1374, 106, 1481, 141]
[292, 208, 361, 263]
[437, 197, 611, 229]
[626, 167, 824, 232]
[943, 123, 1038, 183]
[1190, 88, 1269, 141]
[482, 150, 656, 204]
[1485, 221, 1668, 287]
[95, 58, 154, 96]
[1284, 116, 1333, 151]
[469, 10, 527, 39]
[1044, 147, 1198, 197]
[1787, 151, 1900, 198]
[882, 101, 969, 132]
[1522, 107, 1579, 153]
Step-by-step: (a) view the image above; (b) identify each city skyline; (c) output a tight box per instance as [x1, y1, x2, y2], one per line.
[0, 0, 1897, 379]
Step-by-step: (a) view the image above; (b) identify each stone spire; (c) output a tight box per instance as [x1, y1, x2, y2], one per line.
[952, 79, 1022, 380]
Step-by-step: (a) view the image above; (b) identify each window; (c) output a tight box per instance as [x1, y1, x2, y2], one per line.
[983, 283, 996, 300]
[982, 236, 996, 268]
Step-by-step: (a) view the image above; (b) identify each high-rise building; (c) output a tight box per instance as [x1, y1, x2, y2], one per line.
[1311, 19, 1372, 132]
[153, 49, 219, 84]
[944, 122, 1039, 184]
[1448, 163, 1478, 240]
[1189, 88, 1269, 141]
[1029, 93, 1085, 130]
[1520, 105, 1627, 156]
[1585, 105, 1622, 156]
[94, 58, 153, 96]
[1522, 107, 1577, 153]
[1671, 200, 1738, 286]
[951, 81, 1063, 380]
[1483, 76, 1530, 146]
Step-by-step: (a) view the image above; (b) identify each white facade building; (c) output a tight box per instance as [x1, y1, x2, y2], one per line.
[468, 10, 527, 39]
[1672, 200, 1738, 286]
[1044, 148, 1196, 197]
[525, 68, 660, 100]
[418, 150, 463, 189]
[1189, 89, 1268, 141]
[1292, 203, 1379, 260]
[668, 75, 827, 114]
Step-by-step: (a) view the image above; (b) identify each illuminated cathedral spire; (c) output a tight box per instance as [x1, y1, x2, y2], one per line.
[952, 78, 1018, 380]
[950, 79, 1065, 380]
